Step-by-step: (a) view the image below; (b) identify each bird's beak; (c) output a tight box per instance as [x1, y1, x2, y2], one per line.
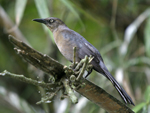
[33, 18, 47, 24]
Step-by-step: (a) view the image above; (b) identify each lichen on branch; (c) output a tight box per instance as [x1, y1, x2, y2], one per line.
[0, 35, 135, 113]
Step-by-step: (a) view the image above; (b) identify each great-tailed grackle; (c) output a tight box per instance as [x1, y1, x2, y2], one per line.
[33, 17, 134, 105]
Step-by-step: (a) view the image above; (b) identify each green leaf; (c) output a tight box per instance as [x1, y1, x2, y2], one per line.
[124, 57, 150, 68]
[100, 40, 121, 55]
[34, 0, 50, 18]
[144, 86, 150, 102]
[0, 86, 36, 113]
[120, 8, 150, 56]
[132, 102, 146, 112]
[60, 0, 85, 30]
[144, 16, 150, 57]
[15, 0, 27, 25]
[69, 3, 102, 26]
[34, 0, 54, 42]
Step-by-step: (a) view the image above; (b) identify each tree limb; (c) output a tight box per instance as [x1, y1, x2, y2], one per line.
[0, 35, 134, 113]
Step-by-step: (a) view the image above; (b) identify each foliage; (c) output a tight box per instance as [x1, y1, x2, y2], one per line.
[0, 0, 150, 113]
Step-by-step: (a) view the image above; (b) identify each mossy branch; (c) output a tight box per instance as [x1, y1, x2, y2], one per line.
[0, 35, 135, 113]
[62, 77, 78, 104]
[0, 70, 59, 89]
[8, 35, 65, 80]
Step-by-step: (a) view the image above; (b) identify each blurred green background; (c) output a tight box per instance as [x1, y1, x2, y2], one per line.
[0, 0, 150, 113]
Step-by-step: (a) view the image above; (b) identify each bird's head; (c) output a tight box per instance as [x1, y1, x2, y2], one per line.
[33, 17, 66, 32]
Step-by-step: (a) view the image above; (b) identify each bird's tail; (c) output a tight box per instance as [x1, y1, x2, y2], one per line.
[96, 62, 135, 105]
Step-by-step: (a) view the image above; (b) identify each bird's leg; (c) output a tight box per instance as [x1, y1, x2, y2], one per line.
[85, 67, 93, 78]
[76, 56, 89, 81]
[84, 56, 94, 78]
[74, 55, 94, 78]
[70, 56, 93, 90]
[70, 46, 84, 78]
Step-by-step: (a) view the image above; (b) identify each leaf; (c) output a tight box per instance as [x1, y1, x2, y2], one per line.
[34, 0, 50, 18]
[131, 86, 150, 113]
[144, 86, 150, 102]
[144, 16, 150, 57]
[100, 40, 121, 55]
[124, 57, 150, 68]
[132, 102, 146, 112]
[119, 8, 150, 56]
[0, 86, 36, 113]
[15, 0, 27, 26]
[60, 0, 85, 30]
[34, 0, 54, 42]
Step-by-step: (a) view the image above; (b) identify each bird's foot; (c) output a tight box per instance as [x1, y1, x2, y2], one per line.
[85, 64, 93, 78]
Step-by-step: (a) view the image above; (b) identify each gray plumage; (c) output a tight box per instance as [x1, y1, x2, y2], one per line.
[33, 17, 134, 105]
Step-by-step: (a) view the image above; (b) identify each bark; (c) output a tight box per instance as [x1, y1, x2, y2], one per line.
[0, 35, 134, 113]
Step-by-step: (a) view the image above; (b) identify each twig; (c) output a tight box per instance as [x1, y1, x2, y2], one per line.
[62, 77, 78, 104]
[0, 70, 58, 89]
[88, 55, 94, 64]
[36, 86, 62, 104]
[74, 59, 84, 71]
[76, 56, 89, 81]
[73, 46, 77, 66]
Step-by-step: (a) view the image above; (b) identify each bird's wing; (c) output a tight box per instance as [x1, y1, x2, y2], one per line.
[78, 41, 104, 63]
[78, 41, 106, 74]
[60, 29, 104, 63]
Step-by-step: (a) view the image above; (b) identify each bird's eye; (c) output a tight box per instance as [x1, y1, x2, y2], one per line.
[49, 19, 54, 23]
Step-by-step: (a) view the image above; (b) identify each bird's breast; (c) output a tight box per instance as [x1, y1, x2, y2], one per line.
[53, 32, 81, 62]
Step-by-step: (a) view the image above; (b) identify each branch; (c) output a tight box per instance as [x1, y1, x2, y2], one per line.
[8, 35, 65, 80]
[62, 77, 78, 104]
[76, 78, 134, 113]
[0, 5, 29, 44]
[0, 35, 134, 113]
[0, 70, 59, 89]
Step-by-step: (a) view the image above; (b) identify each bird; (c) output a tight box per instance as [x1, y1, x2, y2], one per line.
[33, 17, 134, 105]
